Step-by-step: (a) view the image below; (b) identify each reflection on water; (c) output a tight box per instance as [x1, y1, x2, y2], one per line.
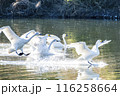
[0, 19, 120, 80]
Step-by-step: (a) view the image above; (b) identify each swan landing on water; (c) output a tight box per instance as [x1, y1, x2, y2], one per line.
[0, 26, 111, 69]
[0, 26, 41, 56]
[68, 40, 111, 68]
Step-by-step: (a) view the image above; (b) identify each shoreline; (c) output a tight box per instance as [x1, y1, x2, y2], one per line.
[0, 0, 120, 20]
[0, 15, 119, 20]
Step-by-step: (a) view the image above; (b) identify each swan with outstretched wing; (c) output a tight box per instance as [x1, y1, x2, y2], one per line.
[0, 26, 40, 56]
[68, 40, 111, 68]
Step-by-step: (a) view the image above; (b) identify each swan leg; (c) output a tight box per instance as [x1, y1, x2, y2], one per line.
[24, 53, 30, 56]
[88, 61, 93, 68]
[20, 49, 30, 56]
[16, 49, 30, 56]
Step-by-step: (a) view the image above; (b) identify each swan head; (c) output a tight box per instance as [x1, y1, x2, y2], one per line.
[25, 30, 42, 38]
[43, 34, 50, 39]
[35, 32, 42, 35]
[53, 39, 60, 42]
[62, 34, 68, 38]
[0, 27, 5, 34]
[8, 48, 15, 53]
[45, 34, 50, 37]
[96, 40, 103, 45]
[0, 26, 10, 33]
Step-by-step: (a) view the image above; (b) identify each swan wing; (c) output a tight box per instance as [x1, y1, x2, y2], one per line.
[1, 26, 20, 43]
[68, 42, 91, 55]
[77, 42, 91, 55]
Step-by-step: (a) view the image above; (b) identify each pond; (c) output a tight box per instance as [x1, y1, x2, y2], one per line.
[0, 18, 120, 80]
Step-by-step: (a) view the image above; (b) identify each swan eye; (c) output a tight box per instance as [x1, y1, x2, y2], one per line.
[56, 40, 60, 42]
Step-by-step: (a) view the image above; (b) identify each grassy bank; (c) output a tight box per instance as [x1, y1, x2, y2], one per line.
[0, 0, 120, 19]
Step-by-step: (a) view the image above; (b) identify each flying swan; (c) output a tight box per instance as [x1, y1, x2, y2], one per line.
[68, 40, 111, 68]
[0, 26, 40, 56]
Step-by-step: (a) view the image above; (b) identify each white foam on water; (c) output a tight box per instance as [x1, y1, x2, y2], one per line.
[0, 30, 2, 34]
[0, 43, 108, 80]
[0, 57, 108, 74]
[93, 61, 108, 68]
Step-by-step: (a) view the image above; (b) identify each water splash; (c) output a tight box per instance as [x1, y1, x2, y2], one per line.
[0, 57, 108, 73]
[0, 43, 108, 80]
[0, 58, 106, 80]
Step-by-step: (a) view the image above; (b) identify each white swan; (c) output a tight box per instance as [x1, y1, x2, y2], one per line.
[68, 40, 111, 68]
[47, 34, 63, 49]
[62, 34, 68, 51]
[20, 30, 42, 47]
[47, 34, 61, 43]
[29, 34, 59, 57]
[0, 26, 40, 56]
[21, 31, 67, 57]
[47, 34, 68, 50]
[21, 30, 52, 50]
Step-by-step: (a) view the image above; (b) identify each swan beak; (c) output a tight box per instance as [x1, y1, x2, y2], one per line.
[100, 40, 103, 42]
[36, 31, 42, 35]
[39, 33, 42, 35]
[48, 34, 50, 37]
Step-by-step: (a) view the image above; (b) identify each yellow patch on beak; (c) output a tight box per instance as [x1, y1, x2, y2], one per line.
[100, 40, 102, 42]
[48, 34, 50, 36]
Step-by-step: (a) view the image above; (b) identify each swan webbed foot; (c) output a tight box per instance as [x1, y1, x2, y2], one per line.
[88, 61, 93, 68]
[16, 52, 24, 56]
[24, 53, 30, 56]
[16, 51, 30, 56]
[16, 51, 24, 56]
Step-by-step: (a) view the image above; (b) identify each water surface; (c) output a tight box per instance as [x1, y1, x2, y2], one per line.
[0, 19, 120, 80]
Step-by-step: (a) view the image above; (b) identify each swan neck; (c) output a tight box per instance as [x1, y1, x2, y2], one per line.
[1, 26, 19, 42]
[48, 39, 56, 50]
[63, 36, 66, 46]
[95, 43, 99, 52]
[27, 33, 37, 41]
